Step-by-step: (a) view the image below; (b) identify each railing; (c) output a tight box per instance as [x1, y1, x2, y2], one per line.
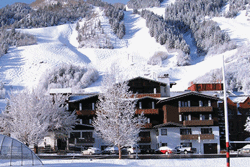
[132, 93, 161, 98]
[69, 138, 95, 144]
[76, 110, 95, 116]
[139, 137, 151, 143]
[183, 120, 214, 126]
[179, 106, 213, 113]
[142, 123, 152, 128]
[180, 134, 214, 140]
[136, 109, 159, 115]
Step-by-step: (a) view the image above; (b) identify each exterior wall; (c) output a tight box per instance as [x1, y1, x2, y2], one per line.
[188, 83, 223, 91]
[156, 126, 220, 154]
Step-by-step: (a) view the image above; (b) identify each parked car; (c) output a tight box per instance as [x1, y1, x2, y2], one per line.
[103, 146, 119, 154]
[82, 147, 102, 155]
[155, 146, 174, 154]
[173, 145, 196, 154]
[238, 144, 250, 154]
[124, 145, 141, 155]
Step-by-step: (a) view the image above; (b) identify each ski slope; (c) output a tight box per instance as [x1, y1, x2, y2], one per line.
[0, 3, 250, 110]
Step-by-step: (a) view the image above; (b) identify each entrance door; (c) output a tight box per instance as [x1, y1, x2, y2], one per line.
[57, 139, 67, 150]
[204, 143, 217, 154]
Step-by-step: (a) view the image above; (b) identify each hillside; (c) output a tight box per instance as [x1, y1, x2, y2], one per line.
[0, 0, 250, 111]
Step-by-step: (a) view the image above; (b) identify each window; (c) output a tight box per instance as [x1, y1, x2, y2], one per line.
[70, 132, 80, 138]
[180, 128, 192, 135]
[200, 114, 202, 120]
[92, 103, 95, 110]
[154, 88, 157, 94]
[188, 114, 191, 121]
[188, 101, 191, 107]
[161, 129, 167, 135]
[152, 102, 155, 109]
[147, 118, 150, 123]
[201, 128, 212, 134]
[209, 114, 212, 120]
[82, 132, 93, 139]
[199, 100, 203, 107]
[178, 101, 181, 107]
[208, 100, 211, 107]
[139, 102, 142, 109]
[181, 142, 192, 147]
[139, 131, 150, 137]
[183, 115, 188, 121]
[162, 143, 168, 146]
[179, 115, 182, 121]
[89, 119, 92, 124]
[79, 103, 82, 110]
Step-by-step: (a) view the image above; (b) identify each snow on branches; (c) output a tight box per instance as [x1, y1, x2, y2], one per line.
[93, 67, 146, 159]
[0, 89, 78, 146]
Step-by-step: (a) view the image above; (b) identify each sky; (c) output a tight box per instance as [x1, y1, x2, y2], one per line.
[0, 0, 130, 9]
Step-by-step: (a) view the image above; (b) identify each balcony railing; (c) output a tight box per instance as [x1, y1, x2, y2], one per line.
[139, 137, 151, 143]
[134, 93, 161, 98]
[142, 123, 152, 129]
[180, 134, 214, 140]
[69, 138, 95, 144]
[183, 120, 214, 126]
[136, 109, 159, 115]
[179, 106, 213, 113]
[76, 110, 95, 116]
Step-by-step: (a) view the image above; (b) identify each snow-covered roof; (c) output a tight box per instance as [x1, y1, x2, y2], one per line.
[68, 94, 98, 102]
[229, 96, 249, 103]
[158, 91, 221, 104]
[49, 88, 72, 94]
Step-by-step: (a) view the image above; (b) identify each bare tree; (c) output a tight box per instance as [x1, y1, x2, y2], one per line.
[0, 89, 77, 146]
[93, 67, 146, 159]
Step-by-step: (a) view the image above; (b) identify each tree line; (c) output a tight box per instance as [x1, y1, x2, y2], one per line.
[164, 0, 235, 56]
[127, 0, 163, 9]
[0, 25, 37, 57]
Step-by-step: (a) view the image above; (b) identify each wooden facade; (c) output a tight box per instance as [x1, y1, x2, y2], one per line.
[188, 83, 223, 91]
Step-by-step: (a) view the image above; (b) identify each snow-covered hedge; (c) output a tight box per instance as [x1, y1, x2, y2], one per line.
[40, 64, 99, 91]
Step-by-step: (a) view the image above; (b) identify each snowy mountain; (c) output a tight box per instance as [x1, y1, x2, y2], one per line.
[0, 0, 250, 111]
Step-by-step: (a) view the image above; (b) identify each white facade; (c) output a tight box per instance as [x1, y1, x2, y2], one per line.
[155, 126, 220, 154]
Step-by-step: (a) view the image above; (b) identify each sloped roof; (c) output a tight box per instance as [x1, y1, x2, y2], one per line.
[68, 94, 98, 102]
[157, 91, 221, 104]
[229, 96, 249, 103]
[127, 76, 175, 86]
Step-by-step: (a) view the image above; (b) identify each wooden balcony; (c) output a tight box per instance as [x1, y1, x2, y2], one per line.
[179, 106, 213, 113]
[135, 93, 161, 98]
[139, 137, 151, 143]
[181, 134, 214, 140]
[142, 123, 152, 129]
[76, 110, 95, 116]
[181, 134, 198, 140]
[136, 109, 159, 115]
[183, 120, 214, 126]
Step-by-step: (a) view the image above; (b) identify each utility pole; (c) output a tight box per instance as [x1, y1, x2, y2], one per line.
[222, 55, 230, 167]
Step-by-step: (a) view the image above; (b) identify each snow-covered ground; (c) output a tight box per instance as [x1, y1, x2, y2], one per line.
[1, 158, 249, 167]
[0, 3, 250, 110]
